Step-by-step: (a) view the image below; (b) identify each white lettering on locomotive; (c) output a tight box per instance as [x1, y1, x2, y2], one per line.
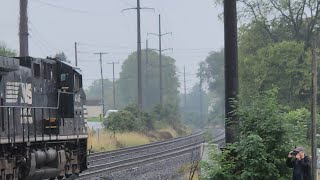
[6, 82, 33, 124]
[20, 108, 33, 124]
[6, 82, 32, 105]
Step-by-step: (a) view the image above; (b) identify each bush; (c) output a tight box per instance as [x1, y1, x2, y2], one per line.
[124, 104, 155, 131]
[103, 110, 139, 134]
[202, 89, 292, 179]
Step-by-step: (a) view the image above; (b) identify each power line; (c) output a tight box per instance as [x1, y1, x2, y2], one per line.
[29, 20, 59, 52]
[29, 38, 46, 57]
[28, 32, 48, 53]
[77, 43, 132, 49]
[31, 0, 95, 14]
[119, 0, 135, 7]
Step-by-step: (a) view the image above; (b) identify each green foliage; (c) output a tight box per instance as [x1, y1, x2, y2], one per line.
[180, 83, 209, 129]
[239, 135, 279, 180]
[239, 41, 311, 108]
[202, 1, 320, 179]
[198, 50, 225, 125]
[87, 117, 102, 122]
[0, 43, 16, 57]
[215, 0, 320, 48]
[153, 104, 186, 134]
[103, 110, 138, 133]
[283, 108, 310, 148]
[153, 104, 180, 125]
[203, 90, 292, 179]
[103, 104, 186, 134]
[124, 104, 155, 131]
[118, 50, 180, 110]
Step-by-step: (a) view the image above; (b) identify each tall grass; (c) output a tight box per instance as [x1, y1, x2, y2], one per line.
[88, 129, 152, 152]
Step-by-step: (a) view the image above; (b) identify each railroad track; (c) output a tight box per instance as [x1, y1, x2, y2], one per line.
[87, 131, 204, 166]
[79, 130, 225, 179]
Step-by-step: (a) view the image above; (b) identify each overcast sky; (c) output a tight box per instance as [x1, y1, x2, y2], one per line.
[0, 0, 224, 91]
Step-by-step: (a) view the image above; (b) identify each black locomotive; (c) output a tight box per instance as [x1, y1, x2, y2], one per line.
[0, 56, 88, 179]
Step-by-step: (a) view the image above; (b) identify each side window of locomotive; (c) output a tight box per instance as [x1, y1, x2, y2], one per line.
[74, 74, 81, 91]
[49, 64, 53, 80]
[33, 63, 40, 78]
[61, 73, 66, 81]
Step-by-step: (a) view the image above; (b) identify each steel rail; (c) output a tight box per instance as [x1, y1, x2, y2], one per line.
[79, 144, 202, 179]
[79, 131, 225, 179]
[88, 131, 204, 162]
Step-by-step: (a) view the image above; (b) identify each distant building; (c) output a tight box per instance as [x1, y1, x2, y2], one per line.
[84, 99, 103, 118]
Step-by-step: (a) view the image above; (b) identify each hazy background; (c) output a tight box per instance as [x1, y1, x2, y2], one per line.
[0, 0, 224, 90]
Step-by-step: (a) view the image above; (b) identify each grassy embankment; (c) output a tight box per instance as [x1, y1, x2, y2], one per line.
[87, 124, 183, 152]
[87, 117, 101, 122]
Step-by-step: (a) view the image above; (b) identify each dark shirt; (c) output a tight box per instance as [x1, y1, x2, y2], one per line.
[293, 160, 303, 180]
[286, 156, 311, 180]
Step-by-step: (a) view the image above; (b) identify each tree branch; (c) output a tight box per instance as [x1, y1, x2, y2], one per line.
[306, 0, 320, 46]
[239, 0, 277, 42]
[287, 0, 300, 39]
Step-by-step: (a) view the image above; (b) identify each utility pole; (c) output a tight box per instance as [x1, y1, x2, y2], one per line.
[94, 52, 108, 121]
[19, 0, 29, 57]
[146, 39, 149, 68]
[74, 42, 78, 67]
[311, 40, 318, 180]
[136, 0, 143, 111]
[224, 0, 239, 143]
[184, 66, 187, 107]
[148, 14, 172, 107]
[122, 1, 153, 111]
[158, 14, 163, 107]
[145, 39, 149, 108]
[108, 62, 120, 110]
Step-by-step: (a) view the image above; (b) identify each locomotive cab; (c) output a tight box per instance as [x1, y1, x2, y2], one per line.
[0, 56, 88, 180]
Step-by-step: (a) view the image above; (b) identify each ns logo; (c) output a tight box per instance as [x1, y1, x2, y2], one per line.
[6, 82, 33, 123]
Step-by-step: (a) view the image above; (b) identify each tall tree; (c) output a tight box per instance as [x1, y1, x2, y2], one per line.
[216, 0, 320, 49]
[240, 41, 311, 107]
[180, 83, 209, 129]
[0, 42, 16, 57]
[198, 50, 225, 123]
[118, 50, 180, 111]
[54, 52, 70, 63]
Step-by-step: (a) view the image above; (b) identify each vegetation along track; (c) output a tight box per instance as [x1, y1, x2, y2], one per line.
[79, 131, 225, 179]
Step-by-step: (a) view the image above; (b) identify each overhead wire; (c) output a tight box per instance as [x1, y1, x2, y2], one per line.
[119, 0, 135, 7]
[28, 31, 51, 54]
[31, 0, 97, 15]
[77, 43, 132, 49]
[28, 20, 59, 53]
[29, 36, 47, 57]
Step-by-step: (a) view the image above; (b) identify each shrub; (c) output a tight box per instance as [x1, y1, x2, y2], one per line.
[202, 89, 292, 179]
[103, 110, 139, 134]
